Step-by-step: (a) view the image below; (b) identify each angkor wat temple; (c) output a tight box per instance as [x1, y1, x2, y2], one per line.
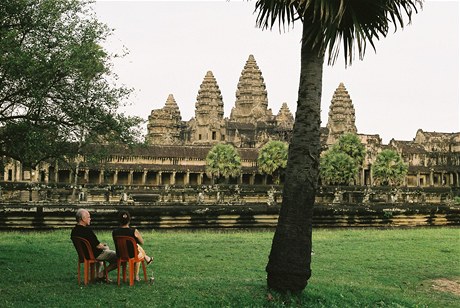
[2, 55, 460, 188]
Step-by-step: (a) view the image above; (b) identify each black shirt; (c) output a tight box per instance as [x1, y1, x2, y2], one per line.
[71, 225, 103, 257]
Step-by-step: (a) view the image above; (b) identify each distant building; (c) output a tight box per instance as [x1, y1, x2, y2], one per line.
[2, 55, 459, 187]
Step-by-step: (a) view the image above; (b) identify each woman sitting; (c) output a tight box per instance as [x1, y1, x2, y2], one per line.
[112, 210, 153, 281]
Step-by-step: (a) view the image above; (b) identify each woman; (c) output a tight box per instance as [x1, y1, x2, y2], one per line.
[112, 210, 153, 281]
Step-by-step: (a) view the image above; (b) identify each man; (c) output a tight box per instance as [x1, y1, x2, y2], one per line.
[71, 208, 118, 281]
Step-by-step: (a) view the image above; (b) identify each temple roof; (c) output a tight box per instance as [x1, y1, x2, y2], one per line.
[195, 71, 224, 123]
[230, 54, 273, 123]
[326, 83, 357, 144]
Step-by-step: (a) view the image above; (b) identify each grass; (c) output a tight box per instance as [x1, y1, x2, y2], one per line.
[0, 227, 459, 307]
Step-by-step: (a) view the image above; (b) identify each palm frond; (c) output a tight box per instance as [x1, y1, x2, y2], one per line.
[255, 0, 423, 66]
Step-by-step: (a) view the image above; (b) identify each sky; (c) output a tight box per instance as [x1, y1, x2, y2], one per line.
[93, 0, 459, 144]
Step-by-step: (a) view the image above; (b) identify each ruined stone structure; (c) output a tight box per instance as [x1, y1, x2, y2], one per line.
[146, 55, 291, 148]
[1, 55, 459, 189]
[326, 82, 357, 145]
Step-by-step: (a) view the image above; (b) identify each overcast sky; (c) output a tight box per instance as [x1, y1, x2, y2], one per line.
[93, 0, 459, 143]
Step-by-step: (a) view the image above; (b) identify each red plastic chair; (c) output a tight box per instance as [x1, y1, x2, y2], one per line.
[113, 235, 147, 286]
[71, 236, 107, 285]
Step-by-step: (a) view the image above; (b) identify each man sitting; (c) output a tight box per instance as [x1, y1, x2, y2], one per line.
[71, 208, 118, 281]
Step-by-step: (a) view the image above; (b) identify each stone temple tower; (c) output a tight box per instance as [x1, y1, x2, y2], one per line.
[229, 54, 273, 123]
[146, 94, 184, 145]
[190, 71, 225, 144]
[326, 83, 357, 145]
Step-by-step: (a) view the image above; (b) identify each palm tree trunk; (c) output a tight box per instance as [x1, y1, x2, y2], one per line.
[266, 21, 324, 293]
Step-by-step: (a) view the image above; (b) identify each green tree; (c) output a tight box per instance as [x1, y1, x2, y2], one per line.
[0, 0, 143, 175]
[373, 149, 408, 186]
[255, 0, 422, 292]
[257, 141, 288, 184]
[320, 150, 357, 185]
[320, 133, 365, 185]
[206, 144, 242, 183]
[333, 133, 365, 167]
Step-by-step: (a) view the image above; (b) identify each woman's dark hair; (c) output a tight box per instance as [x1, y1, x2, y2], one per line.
[118, 210, 131, 225]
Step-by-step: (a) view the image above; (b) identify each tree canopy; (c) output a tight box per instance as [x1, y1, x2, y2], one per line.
[320, 133, 365, 185]
[333, 133, 365, 167]
[205, 143, 241, 183]
[0, 0, 143, 168]
[373, 149, 408, 186]
[257, 141, 288, 184]
[320, 150, 357, 185]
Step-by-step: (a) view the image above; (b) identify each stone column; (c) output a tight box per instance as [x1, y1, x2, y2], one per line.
[44, 169, 49, 183]
[370, 168, 374, 186]
[185, 172, 190, 185]
[171, 172, 176, 185]
[157, 171, 162, 185]
[198, 173, 203, 185]
[429, 169, 434, 187]
[142, 170, 147, 185]
[84, 169, 89, 183]
[128, 170, 134, 185]
[54, 162, 59, 183]
[250, 173, 255, 185]
[98, 170, 103, 184]
[114, 170, 118, 185]
[238, 174, 243, 185]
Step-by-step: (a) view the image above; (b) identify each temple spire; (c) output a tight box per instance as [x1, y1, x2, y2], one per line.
[195, 71, 224, 124]
[276, 102, 294, 130]
[190, 71, 225, 144]
[230, 54, 273, 123]
[146, 94, 183, 145]
[326, 83, 357, 145]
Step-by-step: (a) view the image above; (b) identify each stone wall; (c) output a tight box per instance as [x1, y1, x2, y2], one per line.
[1, 203, 459, 230]
[1, 183, 458, 206]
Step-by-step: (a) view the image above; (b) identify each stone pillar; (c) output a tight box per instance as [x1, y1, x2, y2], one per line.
[429, 169, 434, 187]
[15, 161, 21, 181]
[84, 169, 89, 183]
[157, 171, 162, 185]
[54, 162, 59, 183]
[114, 170, 118, 185]
[185, 172, 190, 185]
[99, 170, 104, 184]
[370, 168, 374, 186]
[360, 168, 365, 186]
[250, 174, 255, 185]
[128, 170, 134, 185]
[44, 169, 49, 183]
[198, 173, 203, 185]
[238, 174, 243, 185]
[171, 172, 176, 185]
[69, 170, 74, 184]
[142, 170, 147, 185]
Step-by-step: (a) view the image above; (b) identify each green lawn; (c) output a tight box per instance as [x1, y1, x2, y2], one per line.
[0, 228, 459, 307]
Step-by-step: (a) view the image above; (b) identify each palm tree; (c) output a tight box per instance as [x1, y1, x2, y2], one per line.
[373, 149, 408, 186]
[320, 149, 357, 185]
[254, 0, 423, 292]
[257, 141, 288, 184]
[205, 143, 242, 184]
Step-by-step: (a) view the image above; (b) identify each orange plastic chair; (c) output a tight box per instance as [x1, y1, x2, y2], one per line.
[113, 235, 147, 286]
[71, 236, 107, 285]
